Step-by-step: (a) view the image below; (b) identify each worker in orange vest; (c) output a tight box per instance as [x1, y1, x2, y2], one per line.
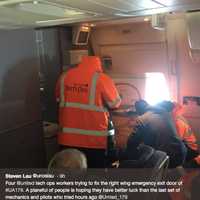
[172, 102, 200, 168]
[55, 56, 121, 168]
[158, 101, 200, 168]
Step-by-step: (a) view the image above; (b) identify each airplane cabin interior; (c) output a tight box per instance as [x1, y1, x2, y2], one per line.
[0, 1, 200, 199]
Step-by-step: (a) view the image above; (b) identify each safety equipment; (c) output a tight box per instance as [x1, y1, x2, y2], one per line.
[172, 103, 200, 165]
[55, 56, 121, 149]
[175, 115, 198, 151]
[173, 103, 198, 151]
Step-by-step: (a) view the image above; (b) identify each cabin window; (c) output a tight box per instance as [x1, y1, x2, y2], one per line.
[145, 72, 170, 105]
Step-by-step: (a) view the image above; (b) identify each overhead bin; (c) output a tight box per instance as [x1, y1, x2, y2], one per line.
[186, 12, 200, 63]
[0, 0, 200, 29]
[187, 12, 200, 50]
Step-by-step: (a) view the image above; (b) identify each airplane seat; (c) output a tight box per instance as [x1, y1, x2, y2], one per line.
[147, 150, 169, 181]
[118, 145, 169, 200]
[147, 152, 169, 200]
[119, 144, 169, 178]
[119, 144, 155, 168]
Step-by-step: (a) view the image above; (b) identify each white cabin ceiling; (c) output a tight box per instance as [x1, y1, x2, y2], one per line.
[0, 0, 199, 29]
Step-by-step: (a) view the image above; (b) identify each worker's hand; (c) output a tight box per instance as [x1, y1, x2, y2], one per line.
[112, 160, 120, 168]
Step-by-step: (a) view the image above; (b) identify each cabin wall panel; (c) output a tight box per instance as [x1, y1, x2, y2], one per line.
[167, 17, 200, 139]
[91, 23, 165, 47]
[0, 29, 46, 167]
[91, 22, 169, 100]
[36, 28, 62, 123]
[99, 43, 168, 75]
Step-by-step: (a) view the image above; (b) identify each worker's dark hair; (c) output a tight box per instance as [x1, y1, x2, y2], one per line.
[48, 149, 87, 170]
[135, 100, 149, 115]
[157, 100, 175, 112]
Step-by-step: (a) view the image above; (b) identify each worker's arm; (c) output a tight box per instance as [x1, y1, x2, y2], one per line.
[176, 117, 198, 150]
[99, 74, 121, 109]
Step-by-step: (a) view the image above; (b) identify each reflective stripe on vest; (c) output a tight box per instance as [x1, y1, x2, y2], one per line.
[176, 116, 188, 124]
[106, 95, 121, 108]
[59, 102, 107, 112]
[59, 72, 108, 112]
[176, 116, 193, 136]
[62, 127, 107, 136]
[89, 72, 99, 105]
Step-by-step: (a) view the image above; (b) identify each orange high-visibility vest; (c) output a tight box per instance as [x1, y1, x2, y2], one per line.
[55, 56, 121, 149]
[173, 103, 198, 151]
[173, 103, 200, 165]
[175, 115, 198, 151]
